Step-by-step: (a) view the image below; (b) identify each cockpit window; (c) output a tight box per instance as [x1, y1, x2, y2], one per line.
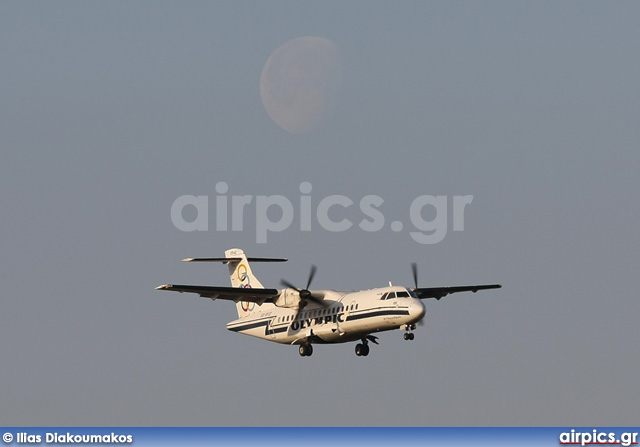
[380, 293, 388, 300]
[386, 291, 396, 300]
[396, 291, 410, 298]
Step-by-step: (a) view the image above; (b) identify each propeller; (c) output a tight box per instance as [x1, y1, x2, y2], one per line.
[411, 262, 426, 326]
[281, 265, 326, 309]
[411, 262, 418, 289]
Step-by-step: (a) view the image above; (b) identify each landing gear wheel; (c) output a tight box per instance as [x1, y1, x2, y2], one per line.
[403, 324, 415, 341]
[355, 342, 370, 357]
[299, 344, 313, 357]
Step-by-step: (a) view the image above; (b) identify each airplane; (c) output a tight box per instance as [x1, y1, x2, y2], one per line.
[156, 248, 501, 357]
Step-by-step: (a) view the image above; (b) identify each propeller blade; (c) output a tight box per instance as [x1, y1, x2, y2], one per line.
[306, 265, 317, 290]
[411, 262, 418, 289]
[307, 291, 327, 306]
[280, 278, 300, 292]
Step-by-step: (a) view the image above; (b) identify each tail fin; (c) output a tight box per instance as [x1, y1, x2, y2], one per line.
[225, 248, 286, 317]
[225, 248, 264, 288]
[182, 248, 286, 317]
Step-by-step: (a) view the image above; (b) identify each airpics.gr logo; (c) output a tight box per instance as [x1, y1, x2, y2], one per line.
[170, 181, 474, 244]
[559, 430, 638, 446]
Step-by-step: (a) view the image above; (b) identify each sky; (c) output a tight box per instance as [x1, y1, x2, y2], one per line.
[1, 1, 639, 426]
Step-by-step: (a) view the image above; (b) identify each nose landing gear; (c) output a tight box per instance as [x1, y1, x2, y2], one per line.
[403, 324, 416, 341]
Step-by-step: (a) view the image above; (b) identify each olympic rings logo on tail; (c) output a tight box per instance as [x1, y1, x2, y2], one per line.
[238, 264, 255, 312]
[241, 301, 255, 312]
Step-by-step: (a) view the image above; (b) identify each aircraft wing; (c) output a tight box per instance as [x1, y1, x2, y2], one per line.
[155, 284, 280, 303]
[413, 284, 501, 300]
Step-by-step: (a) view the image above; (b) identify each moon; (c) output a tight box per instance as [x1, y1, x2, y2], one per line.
[260, 36, 343, 135]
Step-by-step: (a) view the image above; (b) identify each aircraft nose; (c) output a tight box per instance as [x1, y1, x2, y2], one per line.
[411, 299, 426, 323]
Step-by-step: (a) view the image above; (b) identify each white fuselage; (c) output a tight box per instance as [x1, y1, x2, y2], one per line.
[226, 286, 426, 345]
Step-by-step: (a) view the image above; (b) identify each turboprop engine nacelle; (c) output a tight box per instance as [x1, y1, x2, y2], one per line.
[273, 289, 303, 309]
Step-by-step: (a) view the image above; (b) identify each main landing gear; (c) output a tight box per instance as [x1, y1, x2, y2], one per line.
[299, 343, 313, 357]
[355, 339, 370, 357]
[355, 335, 378, 357]
[403, 324, 416, 341]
